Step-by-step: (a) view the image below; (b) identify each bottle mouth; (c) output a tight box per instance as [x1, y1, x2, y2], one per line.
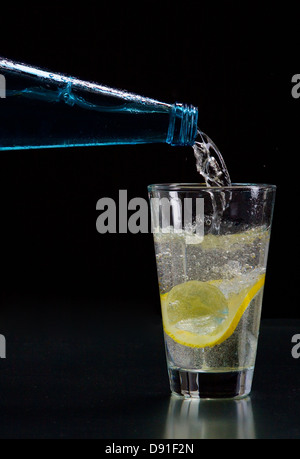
[167, 103, 198, 146]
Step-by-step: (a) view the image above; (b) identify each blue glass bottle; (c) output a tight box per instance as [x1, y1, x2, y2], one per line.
[0, 58, 198, 151]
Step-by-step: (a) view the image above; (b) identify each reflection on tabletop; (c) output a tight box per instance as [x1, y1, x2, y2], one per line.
[164, 395, 255, 439]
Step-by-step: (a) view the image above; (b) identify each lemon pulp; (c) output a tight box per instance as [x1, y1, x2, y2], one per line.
[160, 274, 265, 348]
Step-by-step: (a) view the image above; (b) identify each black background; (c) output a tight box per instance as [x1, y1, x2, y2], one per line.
[1, 1, 300, 441]
[0, 1, 298, 321]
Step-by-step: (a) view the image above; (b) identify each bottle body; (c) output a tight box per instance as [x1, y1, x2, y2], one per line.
[0, 58, 198, 150]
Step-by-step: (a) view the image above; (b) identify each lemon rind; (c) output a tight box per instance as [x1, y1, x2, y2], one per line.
[161, 274, 265, 348]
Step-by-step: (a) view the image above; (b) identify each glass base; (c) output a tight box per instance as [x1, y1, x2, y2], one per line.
[168, 367, 254, 399]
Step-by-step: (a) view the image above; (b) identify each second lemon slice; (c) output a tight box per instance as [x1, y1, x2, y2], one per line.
[160, 274, 265, 348]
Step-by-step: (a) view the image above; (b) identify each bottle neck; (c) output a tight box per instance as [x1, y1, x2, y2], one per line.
[167, 103, 198, 146]
[0, 57, 199, 150]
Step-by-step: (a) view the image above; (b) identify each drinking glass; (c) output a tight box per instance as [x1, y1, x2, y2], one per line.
[148, 183, 276, 399]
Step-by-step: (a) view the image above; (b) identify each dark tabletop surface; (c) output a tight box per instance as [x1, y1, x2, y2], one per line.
[0, 301, 300, 439]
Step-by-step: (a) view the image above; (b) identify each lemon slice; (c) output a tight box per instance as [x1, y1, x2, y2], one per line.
[160, 274, 265, 348]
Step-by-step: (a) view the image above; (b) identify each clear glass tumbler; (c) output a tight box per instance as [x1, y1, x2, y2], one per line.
[148, 183, 276, 399]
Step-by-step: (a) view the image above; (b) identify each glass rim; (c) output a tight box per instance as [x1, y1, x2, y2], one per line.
[147, 183, 277, 192]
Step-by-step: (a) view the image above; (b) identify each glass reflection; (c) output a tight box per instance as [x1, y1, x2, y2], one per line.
[164, 395, 255, 439]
